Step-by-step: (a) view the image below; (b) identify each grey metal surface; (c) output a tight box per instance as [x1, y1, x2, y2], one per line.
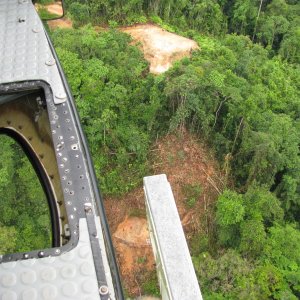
[144, 174, 202, 300]
[0, 0, 66, 104]
[0, 0, 122, 298]
[0, 219, 105, 300]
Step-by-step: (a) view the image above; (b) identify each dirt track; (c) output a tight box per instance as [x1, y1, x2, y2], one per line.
[122, 24, 199, 74]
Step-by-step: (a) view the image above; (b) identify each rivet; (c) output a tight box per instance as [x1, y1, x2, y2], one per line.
[38, 251, 44, 258]
[55, 92, 67, 100]
[32, 27, 40, 33]
[99, 286, 109, 295]
[84, 203, 92, 213]
[45, 58, 56, 66]
[56, 143, 64, 151]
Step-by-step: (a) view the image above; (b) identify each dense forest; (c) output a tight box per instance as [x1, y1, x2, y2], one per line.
[0, 0, 300, 299]
[0, 136, 51, 253]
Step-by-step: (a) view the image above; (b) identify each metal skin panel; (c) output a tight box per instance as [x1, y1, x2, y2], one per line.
[144, 174, 203, 300]
[0, 219, 107, 300]
[0, 0, 66, 104]
[0, 1, 124, 299]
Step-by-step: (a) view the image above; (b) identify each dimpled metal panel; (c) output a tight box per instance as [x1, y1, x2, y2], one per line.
[0, 219, 103, 300]
[0, 0, 66, 104]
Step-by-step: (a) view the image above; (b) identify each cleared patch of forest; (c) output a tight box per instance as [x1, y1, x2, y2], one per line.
[122, 24, 199, 74]
[104, 130, 223, 296]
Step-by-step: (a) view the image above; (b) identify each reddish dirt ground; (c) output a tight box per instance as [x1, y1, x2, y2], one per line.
[48, 18, 72, 30]
[35, 2, 63, 16]
[113, 217, 156, 297]
[45, 2, 63, 15]
[122, 24, 199, 74]
[104, 129, 225, 297]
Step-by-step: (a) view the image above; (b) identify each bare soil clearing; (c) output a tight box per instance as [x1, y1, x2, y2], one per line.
[113, 217, 155, 296]
[104, 189, 155, 296]
[122, 24, 199, 74]
[35, 2, 63, 16]
[46, 21, 198, 74]
[48, 18, 72, 30]
[45, 3, 63, 16]
[104, 130, 225, 296]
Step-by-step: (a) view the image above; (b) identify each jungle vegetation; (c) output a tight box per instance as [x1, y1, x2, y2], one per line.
[0, 0, 299, 299]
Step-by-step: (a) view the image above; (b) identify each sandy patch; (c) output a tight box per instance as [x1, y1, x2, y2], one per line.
[114, 217, 150, 247]
[48, 18, 73, 30]
[45, 2, 63, 16]
[122, 24, 199, 74]
[113, 217, 155, 296]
